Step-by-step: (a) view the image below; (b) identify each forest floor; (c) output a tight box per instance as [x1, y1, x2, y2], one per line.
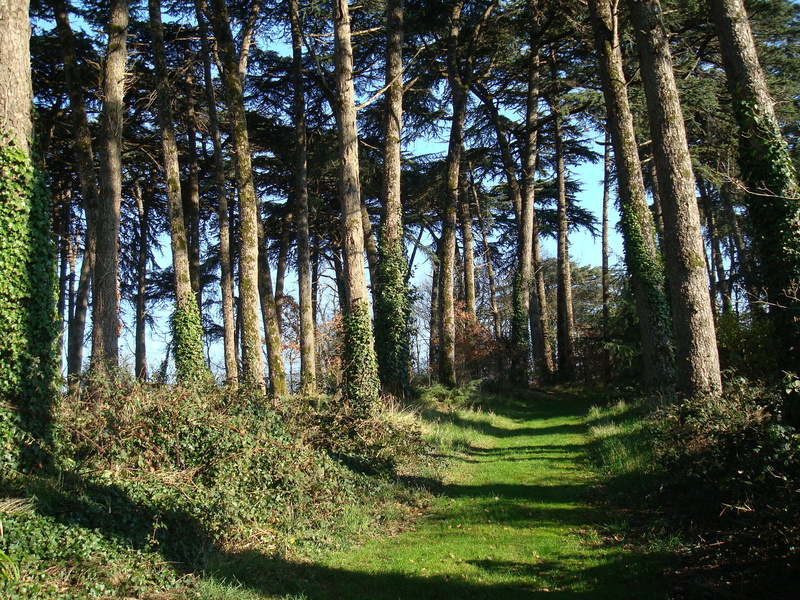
[198, 393, 672, 599]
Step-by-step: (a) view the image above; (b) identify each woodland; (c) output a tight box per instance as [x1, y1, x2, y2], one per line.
[1, 0, 800, 597]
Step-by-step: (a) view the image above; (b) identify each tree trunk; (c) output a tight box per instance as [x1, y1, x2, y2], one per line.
[472, 178, 501, 340]
[195, 0, 238, 385]
[289, 0, 317, 395]
[134, 180, 148, 381]
[588, 0, 675, 389]
[55, 188, 69, 361]
[361, 203, 379, 304]
[332, 0, 380, 410]
[429, 241, 440, 380]
[601, 132, 610, 343]
[458, 172, 477, 319]
[549, 92, 575, 378]
[627, 0, 721, 397]
[373, 0, 412, 397]
[523, 17, 554, 380]
[0, 0, 58, 469]
[698, 179, 732, 314]
[91, 0, 128, 380]
[0, 0, 32, 154]
[208, 0, 266, 391]
[473, 80, 529, 379]
[149, 0, 210, 386]
[68, 235, 92, 388]
[275, 211, 293, 330]
[439, 0, 465, 389]
[53, 0, 98, 389]
[711, 0, 800, 369]
[257, 216, 288, 397]
[183, 67, 202, 309]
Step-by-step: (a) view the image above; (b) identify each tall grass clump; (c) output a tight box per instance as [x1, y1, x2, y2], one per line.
[414, 382, 491, 452]
[586, 400, 659, 498]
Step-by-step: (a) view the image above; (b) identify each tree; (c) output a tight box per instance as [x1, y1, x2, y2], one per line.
[332, 0, 380, 409]
[288, 0, 317, 396]
[711, 0, 800, 370]
[627, 0, 722, 397]
[0, 0, 57, 469]
[208, 0, 266, 391]
[524, 0, 554, 380]
[587, 0, 675, 389]
[547, 89, 577, 378]
[438, 0, 466, 389]
[194, 0, 238, 385]
[90, 0, 128, 381]
[148, 0, 210, 385]
[373, 0, 412, 397]
[51, 0, 96, 388]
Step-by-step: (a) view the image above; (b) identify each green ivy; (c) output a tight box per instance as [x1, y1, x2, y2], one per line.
[171, 303, 211, 387]
[510, 271, 531, 383]
[342, 300, 380, 414]
[733, 97, 800, 367]
[373, 238, 411, 397]
[0, 138, 58, 472]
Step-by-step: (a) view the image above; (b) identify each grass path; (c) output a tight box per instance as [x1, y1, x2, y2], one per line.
[202, 395, 669, 599]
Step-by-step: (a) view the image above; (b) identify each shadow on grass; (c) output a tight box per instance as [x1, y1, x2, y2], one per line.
[205, 545, 670, 599]
[423, 408, 588, 440]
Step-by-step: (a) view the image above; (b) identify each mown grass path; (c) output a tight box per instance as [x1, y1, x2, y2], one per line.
[205, 396, 669, 599]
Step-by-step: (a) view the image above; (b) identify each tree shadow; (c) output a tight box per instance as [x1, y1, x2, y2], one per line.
[11, 468, 216, 571]
[205, 543, 670, 599]
[423, 408, 588, 440]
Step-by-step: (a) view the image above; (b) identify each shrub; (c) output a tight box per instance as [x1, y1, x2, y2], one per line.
[652, 380, 800, 507]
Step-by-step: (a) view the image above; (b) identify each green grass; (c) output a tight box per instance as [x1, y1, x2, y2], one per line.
[199, 393, 671, 599]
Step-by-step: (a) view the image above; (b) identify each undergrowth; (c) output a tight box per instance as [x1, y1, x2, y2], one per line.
[0, 382, 440, 598]
[587, 380, 800, 598]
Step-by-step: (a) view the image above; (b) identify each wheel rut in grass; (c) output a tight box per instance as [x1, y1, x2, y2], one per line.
[207, 396, 669, 599]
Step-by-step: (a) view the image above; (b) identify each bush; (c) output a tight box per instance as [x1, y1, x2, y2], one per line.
[716, 312, 777, 379]
[652, 380, 800, 506]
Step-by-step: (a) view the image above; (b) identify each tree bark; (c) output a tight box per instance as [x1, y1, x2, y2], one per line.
[548, 91, 576, 378]
[628, 0, 721, 397]
[257, 215, 288, 397]
[711, 0, 800, 368]
[289, 0, 316, 395]
[0, 0, 58, 469]
[523, 15, 554, 380]
[698, 178, 732, 314]
[183, 65, 202, 309]
[52, 0, 97, 388]
[332, 0, 380, 409]
[439, 0, 465, 389]
[373, 0, 412, 397]
[195, 0, 238, 385]
[68, 234, 92, 387]
[134, 180, 148, 381]
[429, 240, 440, 379]
[458, 172, 476, 319]
[208, 0, 266, 391]
[275, 210, 292, 330]
[0, 0, 32, 154]
[91, 0, 128, 380]
[149, 0, 210, 385]
[588, 0, 675, 389]
[601, 132, 610, 343]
